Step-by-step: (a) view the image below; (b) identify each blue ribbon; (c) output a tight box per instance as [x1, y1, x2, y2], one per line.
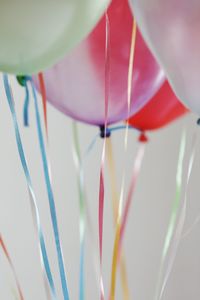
[109, 124, 138, 134]
[30, 80, 70, 300]
[3, 74, 57, 299]
[23, 84, 30, 127]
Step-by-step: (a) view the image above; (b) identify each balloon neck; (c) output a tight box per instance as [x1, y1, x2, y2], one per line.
[139, 132, 148, 143]
[16, 75, 31, 87]
[99, 125, 111, 138]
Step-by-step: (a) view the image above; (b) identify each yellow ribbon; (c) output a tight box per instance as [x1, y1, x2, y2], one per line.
[106, 138, 130, 300]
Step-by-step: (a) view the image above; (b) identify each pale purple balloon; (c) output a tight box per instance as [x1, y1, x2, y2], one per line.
[33, 0, 164, 126]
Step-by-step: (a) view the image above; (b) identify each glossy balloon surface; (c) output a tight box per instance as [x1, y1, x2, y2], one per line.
[33, 0, 164, 126]
[128, 81, 188, 131]
[0, 0, 110, 74]
[129, 0, 200, 115]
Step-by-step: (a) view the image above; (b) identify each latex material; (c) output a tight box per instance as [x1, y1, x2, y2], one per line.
[129, 0, 200, 116]
[33, 0, 164, 126]
[128, 81, 188, 131]
[0, 0, 110, 75]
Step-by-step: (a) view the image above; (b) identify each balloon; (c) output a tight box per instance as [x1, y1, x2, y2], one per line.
[0, 0, 110, 75]
[33, 0, 164, 126]
[129, 0, 200, 116]
[128, 81, 188, 132]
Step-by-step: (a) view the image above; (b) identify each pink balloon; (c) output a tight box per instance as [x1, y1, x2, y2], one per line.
[33, 0, 164, 126]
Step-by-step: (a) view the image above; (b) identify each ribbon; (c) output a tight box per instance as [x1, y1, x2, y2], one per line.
[3, 74, 56, 300]
[0, 235, 24, 300]
[109, 138, 146, 300]
[30, 81, 70, 300]
[106, 138, 130, 300]
[109, 19, 137, 300]
[98, 13, 110, 300]
[81, 129, 111, 297]
[71, 120, 140, 299]
[16, 75, 30, 127]
[181, 128, 200, 240]
[23, 84, 30, 127]
[72, 122, 86, 300]
[18, 74, 56, 300]
[73, 124, 140, 298]
[154, 131, 186, 300]
[38, 73, 48, 138]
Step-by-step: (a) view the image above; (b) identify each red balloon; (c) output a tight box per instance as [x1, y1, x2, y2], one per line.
[33, 0, 164, 126]
[128, 81, 188, 132]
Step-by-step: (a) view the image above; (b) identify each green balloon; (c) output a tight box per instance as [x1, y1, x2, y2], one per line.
[0, 0, 110, 74]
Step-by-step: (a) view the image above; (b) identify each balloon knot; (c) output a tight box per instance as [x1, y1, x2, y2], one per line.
[139, 132, 148, 143]
[16, 75, 31, 87]
[100, 125, 111, 138]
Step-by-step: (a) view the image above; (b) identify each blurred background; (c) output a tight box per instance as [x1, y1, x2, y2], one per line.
[1, 76, 200, 300]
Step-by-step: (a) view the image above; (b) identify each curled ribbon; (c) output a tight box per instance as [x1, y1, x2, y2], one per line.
[30, 81, 70, 300]
[3, 74, 57, 300]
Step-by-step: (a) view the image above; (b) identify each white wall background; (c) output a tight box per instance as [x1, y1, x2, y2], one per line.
[1, 76, 200, 300]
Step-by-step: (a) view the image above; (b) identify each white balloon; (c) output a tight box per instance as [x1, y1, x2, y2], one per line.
[129, 0, 200, 115]
[0, 0, 110, 74]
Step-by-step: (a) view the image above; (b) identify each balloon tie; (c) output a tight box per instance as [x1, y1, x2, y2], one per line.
[100, 125, 111, 138]
[16, 75, 32, 127]
[3, 74, 57, 300]
[138, 132, 148, 143]
[196, 118, 200, 126]
[15, 75, 70, 300]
